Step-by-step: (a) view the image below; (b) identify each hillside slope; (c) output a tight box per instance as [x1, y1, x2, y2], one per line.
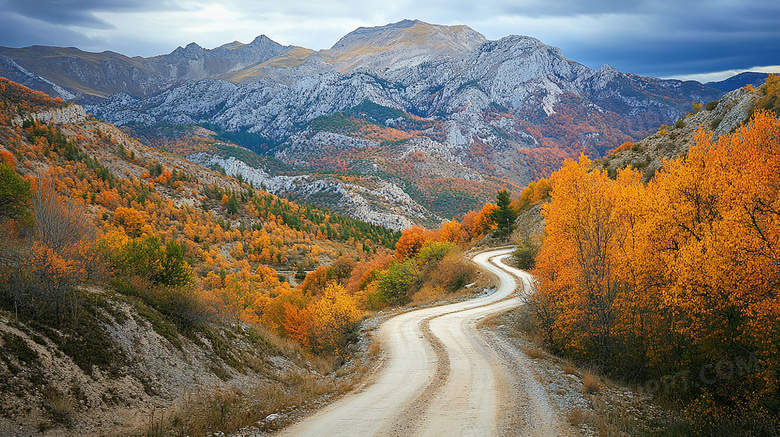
[0, 78, 403, 435]
[598, 81, 767, 180]
[1, 76, 508, 436]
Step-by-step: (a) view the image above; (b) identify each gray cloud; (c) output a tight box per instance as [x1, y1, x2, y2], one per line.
[0, 11, 100, 48]
[2, 0, 180, 28]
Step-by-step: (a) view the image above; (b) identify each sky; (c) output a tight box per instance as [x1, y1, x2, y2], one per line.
[0, 0, 778, 82]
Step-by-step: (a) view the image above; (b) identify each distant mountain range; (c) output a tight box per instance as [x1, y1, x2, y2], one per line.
[704, 71, 771, 92]
[1, 19, 765, 227]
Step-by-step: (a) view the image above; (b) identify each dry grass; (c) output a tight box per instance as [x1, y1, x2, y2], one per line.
[143, 372, 337, 436]
[250, 324, 312, 367]
[140, 325, 370, 436]
[567, 407, 591, 427]
[582, 370, 602, 394]
[562, 360, 578, 376]
[308, 353, 341, 376]
[585, 395, 637, 437]
[411, 284, 447, 306]
[367, 333, 381, 359]
[476, 312, 502, 329]
[42, 387, 75, 428]
[567, 402, 626, 437]
[521, 346, 546, 360]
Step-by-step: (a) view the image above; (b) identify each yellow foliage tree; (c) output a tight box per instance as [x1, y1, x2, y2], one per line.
[310, 282, 361, 356]
[532, 111, 780, 428]
[113, 206, 149, 238]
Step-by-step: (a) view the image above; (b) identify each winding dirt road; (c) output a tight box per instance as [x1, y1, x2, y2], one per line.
[275, 248, 556, 437]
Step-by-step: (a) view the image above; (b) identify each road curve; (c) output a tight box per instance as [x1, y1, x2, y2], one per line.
[274, 248, 525, 437]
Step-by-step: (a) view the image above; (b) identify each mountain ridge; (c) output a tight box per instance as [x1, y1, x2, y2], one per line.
[0, 19, 731, 103]
[0, 19, 732, 226]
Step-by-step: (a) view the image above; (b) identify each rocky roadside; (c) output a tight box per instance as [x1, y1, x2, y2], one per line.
[224, 311, 395, 437]
[481, 310, 677, 436]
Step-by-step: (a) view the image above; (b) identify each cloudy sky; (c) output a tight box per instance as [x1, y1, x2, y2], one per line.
[0, 0, 778, 82]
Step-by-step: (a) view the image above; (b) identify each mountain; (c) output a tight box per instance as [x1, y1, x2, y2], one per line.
[0, 36, 302, 103]
[0, 20, 726, 225]
[323, 19, 486, 73]
[705, 71, 771, 92]
[0, 46, 165, 103]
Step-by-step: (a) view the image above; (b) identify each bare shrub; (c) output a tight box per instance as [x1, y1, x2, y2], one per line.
[30, 180, 90, 252]
[582, 370, 602, 394]
[42, 387, 74, 427]
[567, 407, 590, 427]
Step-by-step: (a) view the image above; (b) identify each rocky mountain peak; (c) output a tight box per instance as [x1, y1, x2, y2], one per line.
[590, 64, 620, 89]
[173, 42, 206, 57]
[324, 19, 486, 72]
[329, 19, 484, 51]
[249, 34, 276, 47]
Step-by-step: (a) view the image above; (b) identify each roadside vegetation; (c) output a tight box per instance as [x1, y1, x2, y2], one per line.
[497, 87, 780, 434]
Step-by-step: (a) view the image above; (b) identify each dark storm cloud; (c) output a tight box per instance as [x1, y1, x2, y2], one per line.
[2, 0, 179, 28]
[466, 0, 780, 78]
[0, 11, 98, 48]
[0, 0, 182, 54]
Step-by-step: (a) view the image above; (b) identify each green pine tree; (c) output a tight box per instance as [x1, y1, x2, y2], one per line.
[0, 163, 31, 222]
[491, 189, 517, 239]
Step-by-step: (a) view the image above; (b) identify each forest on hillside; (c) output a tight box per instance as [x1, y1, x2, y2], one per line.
[0, 77, 507, 360]
[521, 73, 780, 434]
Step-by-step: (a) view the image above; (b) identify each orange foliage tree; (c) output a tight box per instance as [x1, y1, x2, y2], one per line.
[461, 203, 497, 240]
[394, 226, 432, 260]
[113, 206, 149, 237]
[532, 111, 780, 430]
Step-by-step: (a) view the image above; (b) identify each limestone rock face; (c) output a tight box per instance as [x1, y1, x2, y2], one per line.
[13, 104, 87, 126]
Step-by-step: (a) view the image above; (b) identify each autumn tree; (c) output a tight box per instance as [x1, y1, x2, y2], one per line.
[394, 226, 430, 260]
[513, 238, 539, 270]
[438, 220, 467, 246]
[511, 178, 552, 212]
[283, 304, 312, 348]
[310, 283, 361, 356]
[532, 155, 625, 364]
[111, 235, 192, 287]
[416, 241, 458, 265]
[113, 206, 149, 238]
[31, 180, 91, 252]
[0, 179, 94, 321]
[462, 203, 497, 240]
[376, 258, 419, 305]
[531, 111, 780, 432]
